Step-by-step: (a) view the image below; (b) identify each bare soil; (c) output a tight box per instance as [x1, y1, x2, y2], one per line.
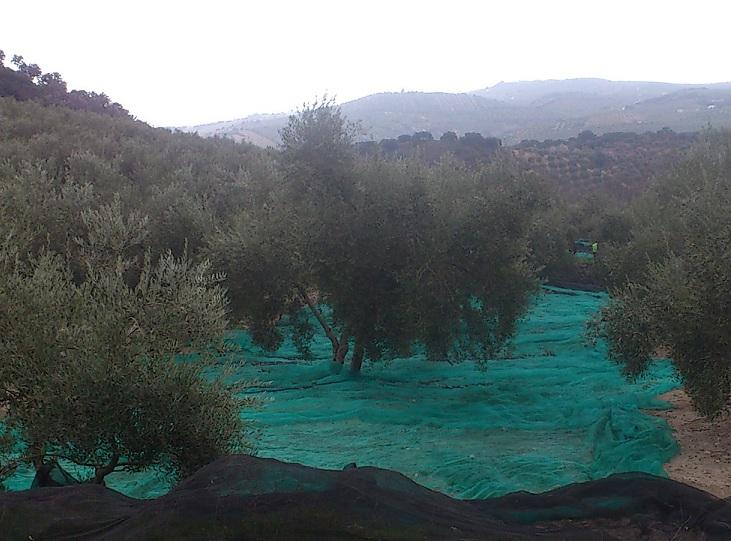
[654, 388, 731, 498]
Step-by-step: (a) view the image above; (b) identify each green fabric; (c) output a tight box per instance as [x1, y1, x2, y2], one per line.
[575, 251, 595, 262]
[5, 286, 679, 499]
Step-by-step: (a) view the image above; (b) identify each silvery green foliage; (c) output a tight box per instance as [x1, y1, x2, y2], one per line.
[0, 98, 278, 484]
[76, 195, 149, 267]
[0, 202, 245, 483]
[599, 131, 731, 417]
[0, 164, 97, 256]
[211, 102, 541, 370]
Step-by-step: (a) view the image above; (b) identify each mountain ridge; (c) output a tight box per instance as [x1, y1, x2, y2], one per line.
[179, 78, 731, 146]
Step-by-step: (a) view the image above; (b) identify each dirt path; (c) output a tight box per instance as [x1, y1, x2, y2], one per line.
[653, 389, 731, 498]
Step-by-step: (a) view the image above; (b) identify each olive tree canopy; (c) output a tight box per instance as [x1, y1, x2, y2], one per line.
[212, 102, 543, 371]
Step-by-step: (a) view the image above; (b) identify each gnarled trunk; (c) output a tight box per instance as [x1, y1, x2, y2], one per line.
[94, 453, 119, 484]
[298, 286, 340, 359]
[350, 339, 364, 372]
[297, 286, 352, 364]
[29, 443, 45, 471]
[334, 329, 351, 363]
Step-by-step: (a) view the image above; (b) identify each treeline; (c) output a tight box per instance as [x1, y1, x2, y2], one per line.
[0, 50, 129, 118]
[355, 131, 501, 165]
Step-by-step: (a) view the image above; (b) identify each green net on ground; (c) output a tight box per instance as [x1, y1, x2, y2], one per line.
[5, 286, 679, 499]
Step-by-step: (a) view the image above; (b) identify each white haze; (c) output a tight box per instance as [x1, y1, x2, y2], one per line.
[2, 0, 729, 126]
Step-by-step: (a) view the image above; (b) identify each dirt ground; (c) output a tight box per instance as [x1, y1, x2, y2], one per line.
[654, 389, 731, 498]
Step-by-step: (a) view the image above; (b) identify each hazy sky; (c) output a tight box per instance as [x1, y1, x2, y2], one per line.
[3, 0, 729, 126]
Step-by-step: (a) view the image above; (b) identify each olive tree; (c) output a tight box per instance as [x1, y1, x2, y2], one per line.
[0, 201, 247, 485]
[597, 130, 731, 416]
[212, 102, 541, 371]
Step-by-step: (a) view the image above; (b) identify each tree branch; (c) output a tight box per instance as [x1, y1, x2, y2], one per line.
[0, 458, 24, 478]
[297, 286, 340, 357]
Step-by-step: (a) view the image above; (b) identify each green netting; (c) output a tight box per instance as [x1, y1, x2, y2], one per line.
[574, 251, 595, 262]
[5, 286, 680, 499]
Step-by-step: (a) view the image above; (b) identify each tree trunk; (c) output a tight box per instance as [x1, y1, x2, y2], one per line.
[29, 442, 45, 471]
[350, 339, 364, 372]
[94, 453, 119, 484]
[298, 286, 340, 359]
[334, 329, 351, 363]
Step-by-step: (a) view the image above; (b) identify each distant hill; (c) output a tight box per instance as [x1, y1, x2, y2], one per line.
[179, 92, 519, 147]
[472, 78, 707, 104]
[180, 78, 731, 146]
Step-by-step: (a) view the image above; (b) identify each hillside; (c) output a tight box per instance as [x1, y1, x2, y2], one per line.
[354, 128, 696, 201]
[0, 52, 129, 118]
[472, 78, 726, 103]
[512, 129, 697, 200]
[182, 79, 731, 146]
[179, 92, 521, 147]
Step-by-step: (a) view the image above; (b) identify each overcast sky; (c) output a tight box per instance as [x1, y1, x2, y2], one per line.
[2, 0, 729, 127]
